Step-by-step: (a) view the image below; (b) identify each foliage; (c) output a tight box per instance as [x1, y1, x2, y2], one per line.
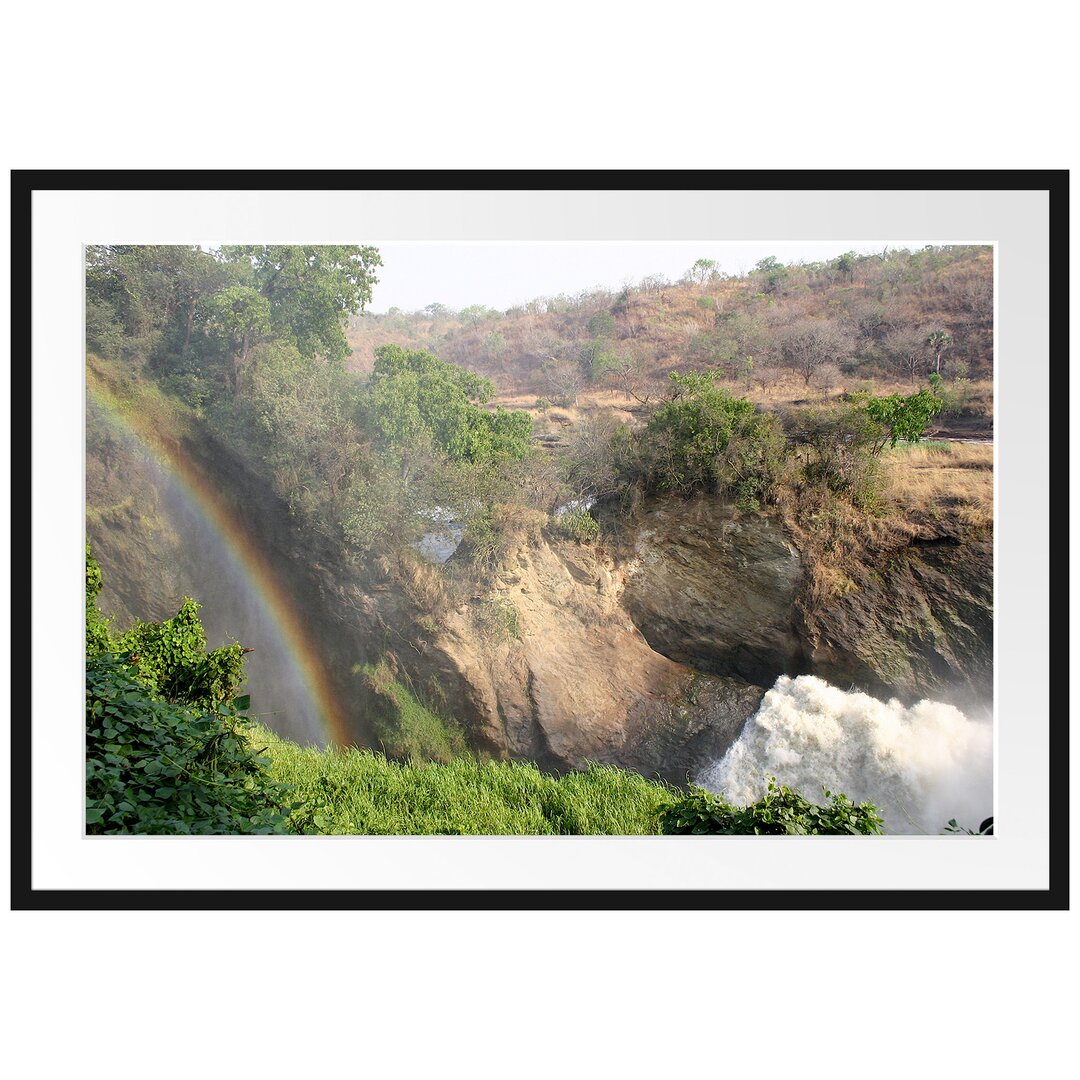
[86, 656, 296, 834]
[944, 816, 994, 836]
[715, 411, 790, 511]
[862, 387, 944, 450]
[251, 721, 678, 835]
[85, 545, 113, 657]
[799, 403, 886, 509]
[359, 660, 470, 764]
[659, 779, 884, 835]
[554, 506, 601, 542]
[587, 311, 615, 337]
[365, 344, 531, 465]
[688, 258, 718, 284]
[113, 601, 247, 712]
[241, 339, 369, 542]
[220, 245, 382, 363]
[85, 552, 294, 834]
[633, 372, 780, 499]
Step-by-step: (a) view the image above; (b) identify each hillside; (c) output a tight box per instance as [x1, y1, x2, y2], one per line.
[347, 246, 993, 421]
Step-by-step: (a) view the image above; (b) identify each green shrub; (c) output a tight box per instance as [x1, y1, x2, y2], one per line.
[555, 506, 600, 542]
[659, 779, 884, 835]
[86, 656, 297, 834]
[85, 545, 113, 658]
[113, 599, 246, 711]
[359, 660, 470, 764]
[800, 404, 886, 510]
[637, 372, 762, 494]
[85, 547, 293, 834]
[862, 387, 944, 449]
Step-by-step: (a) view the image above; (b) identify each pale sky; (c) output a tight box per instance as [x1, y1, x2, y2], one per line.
[364, 241, 945, 314]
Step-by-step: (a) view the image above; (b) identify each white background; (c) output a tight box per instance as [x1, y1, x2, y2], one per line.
[1, 4, 1076, 1079]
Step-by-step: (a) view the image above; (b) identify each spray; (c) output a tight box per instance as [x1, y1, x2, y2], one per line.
[696, 675, 993, 835]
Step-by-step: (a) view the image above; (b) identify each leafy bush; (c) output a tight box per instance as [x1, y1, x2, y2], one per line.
[631, 373, 784, 500]
[113, 600, 247, 711]
[86, 656, 296, 834]
[799, 404, 886, 510]
[85, 547, 295, 834]
[85, 544, 113, 657]
[862, 387, 944, 449]
[555, 506, 600, 542]
[659, 779, 884, 835]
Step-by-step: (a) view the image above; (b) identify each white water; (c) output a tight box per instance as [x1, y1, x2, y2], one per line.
[414, 506, 465, 563]
[696, 675, 993, 834]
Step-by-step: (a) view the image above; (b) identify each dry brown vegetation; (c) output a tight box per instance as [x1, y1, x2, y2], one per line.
[347, 246, 994, 411]
[884, 443, 993, 529]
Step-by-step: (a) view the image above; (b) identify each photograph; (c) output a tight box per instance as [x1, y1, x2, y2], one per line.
[83, 237, 995, 839]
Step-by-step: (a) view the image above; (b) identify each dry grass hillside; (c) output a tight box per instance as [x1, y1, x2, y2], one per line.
[347, 246, 993, 413]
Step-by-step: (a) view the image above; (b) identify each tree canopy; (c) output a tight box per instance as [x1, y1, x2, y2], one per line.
[364, 344, 532, 465]
[220, 245, 382, 363]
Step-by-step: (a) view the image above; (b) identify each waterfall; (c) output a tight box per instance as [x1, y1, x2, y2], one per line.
[696, 675, 993, 835]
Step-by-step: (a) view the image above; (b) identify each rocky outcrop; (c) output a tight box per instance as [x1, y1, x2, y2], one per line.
[349, 532, 767, 783]
[797, 531, 993, 710]
[608, 497, 806, 685]
[600, 493, 992, 713]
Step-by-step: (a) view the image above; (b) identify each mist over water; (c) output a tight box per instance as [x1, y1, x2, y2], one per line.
[697, 675, 993, 835]
[154, 465, 327, 747]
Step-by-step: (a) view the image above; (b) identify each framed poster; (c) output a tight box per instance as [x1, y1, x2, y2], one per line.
[9, 170, 1068, 909]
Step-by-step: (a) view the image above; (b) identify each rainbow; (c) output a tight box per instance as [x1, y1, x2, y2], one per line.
[87, 375, 351, 747]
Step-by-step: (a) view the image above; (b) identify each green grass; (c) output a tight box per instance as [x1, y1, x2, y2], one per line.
[357, 660, 470, 763]
[244, 721, 677, 834]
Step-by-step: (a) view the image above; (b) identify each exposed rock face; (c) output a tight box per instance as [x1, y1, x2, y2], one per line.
[798, 533, 993, 711]
[356, 532, 766, 782]
[610, 497, 806, 685]
[601, 494, 992, 713]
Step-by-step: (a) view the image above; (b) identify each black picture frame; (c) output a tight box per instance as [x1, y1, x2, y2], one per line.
[9, 169, 1069, 911]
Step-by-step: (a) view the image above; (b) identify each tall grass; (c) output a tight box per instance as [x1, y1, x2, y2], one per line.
[885, 442, 993, 528]
[245, 722, 676, 835]
[359, 660, 469, 764]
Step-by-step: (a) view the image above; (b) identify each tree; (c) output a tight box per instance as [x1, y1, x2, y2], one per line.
[423, 302, 451, 327]
[364, 344, 530, 467]
[754, 256, 788, 295]
[459, 304, 498, 327]
[884, 326, 932, 384]
[862, 388, 944, 451]
[687, 258, 718, 285]
[204, 285, 271, 396]
[925, 329, 953, 374]
[780, 320, 851, 385]
[833, 251, 858, 281]
[542, 356, 586, 406]
[587, 311, 616, 338]
[221, 245, 381, 363]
